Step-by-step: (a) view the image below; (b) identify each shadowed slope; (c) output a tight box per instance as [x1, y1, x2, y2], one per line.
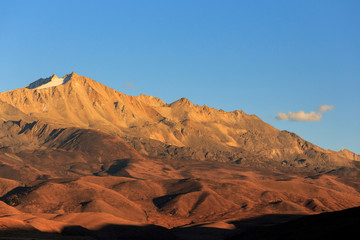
[0, 72, 360, 239]
[1, 160, 360, 229]
[228, 206, 360, 240]
[0, 203, 359, 240]
[0, 72, 357, 172]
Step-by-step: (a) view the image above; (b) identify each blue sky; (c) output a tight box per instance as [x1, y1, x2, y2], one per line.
[1, 0, 359, 153]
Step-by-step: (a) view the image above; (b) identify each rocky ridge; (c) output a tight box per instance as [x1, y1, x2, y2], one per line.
[0, 73, 359, 239]
[0, 73, 357, 173]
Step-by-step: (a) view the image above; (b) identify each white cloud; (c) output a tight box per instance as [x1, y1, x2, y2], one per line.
[276, 111, 323, 121]
[276, 104, 335, 122]
[318, 105, 334, 112]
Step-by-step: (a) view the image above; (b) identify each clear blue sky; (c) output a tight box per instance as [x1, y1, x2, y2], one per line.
[1, 0, 359, 153]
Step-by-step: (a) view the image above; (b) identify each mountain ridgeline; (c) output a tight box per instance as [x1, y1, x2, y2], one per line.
[0, 72, 358, 176]
[0, 73, 360, 239]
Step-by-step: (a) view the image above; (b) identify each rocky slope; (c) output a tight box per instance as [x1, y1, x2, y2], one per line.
[0, 72, 359, 239]
[0, 73, 358, 173]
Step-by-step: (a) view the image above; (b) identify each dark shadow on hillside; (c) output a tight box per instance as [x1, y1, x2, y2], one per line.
[0, 214, 303, 240]
[106, 159, 130, 175]
[227, 206, 360, 240]
[62, 224, 177, 240]
[171, 214, 303, 240]
[0, 208, 359, 240]
[229, 213, 304, 229]
[0, 228, 93, 239]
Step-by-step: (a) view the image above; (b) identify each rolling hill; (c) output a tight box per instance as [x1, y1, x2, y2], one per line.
[0, 72, 359, 239]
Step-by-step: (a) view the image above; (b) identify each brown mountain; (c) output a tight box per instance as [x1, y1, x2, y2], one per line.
[0, 72, 358, 172]
[0, 72, 359, 240]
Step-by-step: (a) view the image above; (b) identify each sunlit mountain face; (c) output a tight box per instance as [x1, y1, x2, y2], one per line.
[0, 73, 359, 240]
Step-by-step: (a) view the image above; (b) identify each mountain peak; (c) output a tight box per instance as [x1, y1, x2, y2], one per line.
[63, 71, 80, 80]
[170, 97, 195, 107]
[25, 72, 79, 90]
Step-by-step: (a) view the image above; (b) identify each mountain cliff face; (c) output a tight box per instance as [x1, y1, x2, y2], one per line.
[0, 73, 358, 173]
[0, 73, 360, 238]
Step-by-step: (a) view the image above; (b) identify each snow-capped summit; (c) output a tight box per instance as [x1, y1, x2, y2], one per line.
[26, 73, 75, 89]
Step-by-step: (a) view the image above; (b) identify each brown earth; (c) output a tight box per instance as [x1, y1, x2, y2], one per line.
[0, 73, 359, 239]
[0, 73, 357, 169]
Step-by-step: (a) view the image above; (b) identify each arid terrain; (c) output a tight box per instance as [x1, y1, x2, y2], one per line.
[0, 73, 359, 239]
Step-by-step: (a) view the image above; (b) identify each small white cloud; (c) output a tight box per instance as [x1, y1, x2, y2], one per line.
[277, 104, 334, 122]
[122, 82, 138, 89]
[276, 112, 290, 121]
[318, 105, 334, 112]
[276, 111, 322, 121]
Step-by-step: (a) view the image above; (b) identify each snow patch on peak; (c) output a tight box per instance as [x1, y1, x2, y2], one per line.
[26, 74, 72, 89]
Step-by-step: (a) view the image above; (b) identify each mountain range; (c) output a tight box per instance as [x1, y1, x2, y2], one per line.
[0, 72, 359, 240]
